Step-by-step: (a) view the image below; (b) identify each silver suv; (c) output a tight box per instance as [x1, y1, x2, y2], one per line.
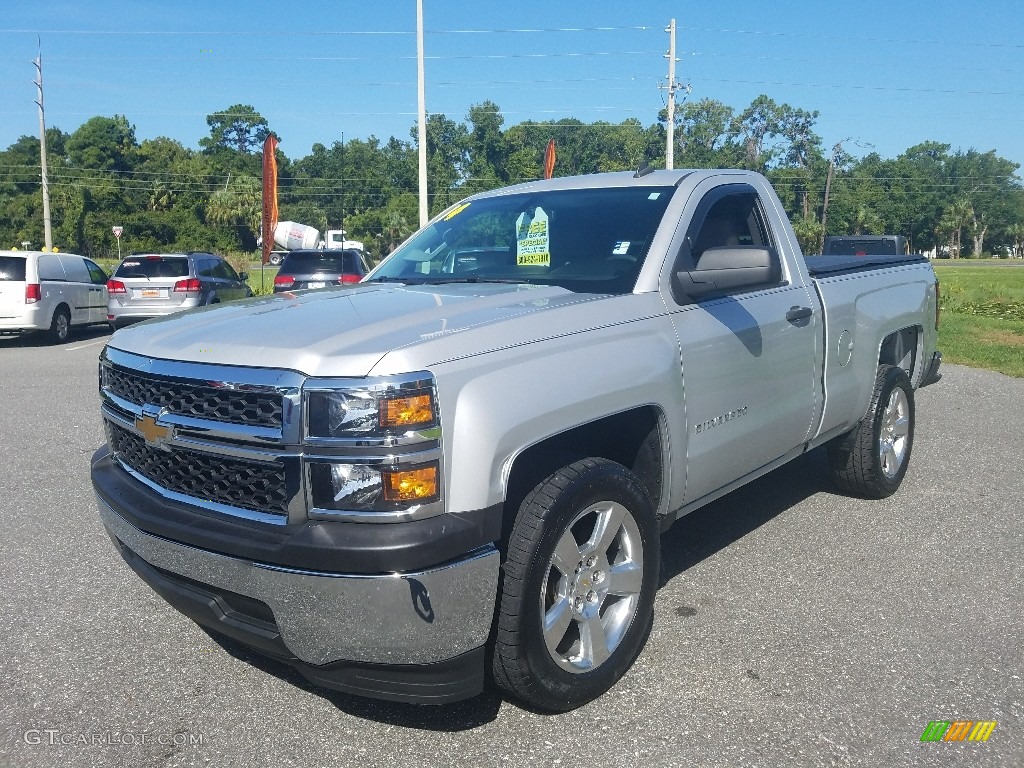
[107, 252, 251, 329]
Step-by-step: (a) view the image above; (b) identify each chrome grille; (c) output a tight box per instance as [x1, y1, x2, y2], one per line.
[104, 364, 283, 428]
[108, 423, 289, 516]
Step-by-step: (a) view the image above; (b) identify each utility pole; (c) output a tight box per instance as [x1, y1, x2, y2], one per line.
[664, 20, 677, 169]
[344, 130, 348, 240]
[33, 40, 53, 251]
[416, 0, 428, 226]
[662, 20, 688, 170]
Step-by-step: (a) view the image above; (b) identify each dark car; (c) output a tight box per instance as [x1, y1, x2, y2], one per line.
[107, 252, 251, 329]
[272, 249, 369, 293]
[823, 235, 908, 256]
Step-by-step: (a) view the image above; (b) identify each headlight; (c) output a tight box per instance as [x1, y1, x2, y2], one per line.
[309, 460, 440, 512]
[303, 374, 443, 519]
[305, 377, 438, 439]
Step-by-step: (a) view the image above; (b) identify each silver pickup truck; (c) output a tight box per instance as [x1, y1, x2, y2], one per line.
[92, 169, 941, 712]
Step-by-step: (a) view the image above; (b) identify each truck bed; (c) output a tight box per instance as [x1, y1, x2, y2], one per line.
[805, 254, 928, 277]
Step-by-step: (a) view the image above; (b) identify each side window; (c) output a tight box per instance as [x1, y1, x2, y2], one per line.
[215, 260, 239, 280]
[671, 184, 782, 303]
[58, 255, 90, 283]
[37, 254, 66, 281]
[196, 258, 218, 278]
[688, 191, 772, 267]
[85, 259, 108, 284]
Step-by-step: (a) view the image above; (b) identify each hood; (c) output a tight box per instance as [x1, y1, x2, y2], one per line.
[107, 282, 609, 378]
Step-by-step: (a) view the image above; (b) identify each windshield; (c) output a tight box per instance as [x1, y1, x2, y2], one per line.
[369, 186, 675, 294]
[115, 256, 189, 279]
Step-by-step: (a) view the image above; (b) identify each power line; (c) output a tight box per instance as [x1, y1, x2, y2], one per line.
[679, 25, 1024, 51]
[0, 25, 657, 37]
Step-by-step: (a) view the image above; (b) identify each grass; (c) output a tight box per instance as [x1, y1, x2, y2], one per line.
[933, 261, 1024, 377]
[245, 265, 278, 296]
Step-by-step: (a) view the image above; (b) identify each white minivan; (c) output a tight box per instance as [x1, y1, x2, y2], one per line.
[0, 250, 110, 343]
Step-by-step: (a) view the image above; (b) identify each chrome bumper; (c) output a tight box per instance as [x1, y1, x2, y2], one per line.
[98, 497, 500, 667]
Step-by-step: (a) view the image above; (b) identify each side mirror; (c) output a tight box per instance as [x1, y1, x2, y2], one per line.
[673, 246, 780, 301]
[238, 271, 249, 282]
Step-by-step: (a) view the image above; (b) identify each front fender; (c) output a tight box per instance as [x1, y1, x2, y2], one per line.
[434, 315, 683, 515]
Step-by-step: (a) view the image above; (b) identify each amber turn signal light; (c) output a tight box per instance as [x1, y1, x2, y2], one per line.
[380, 393, 434, 429]
[382, 465, 439, 503]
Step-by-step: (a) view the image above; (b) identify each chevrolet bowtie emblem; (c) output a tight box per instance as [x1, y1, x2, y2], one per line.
[135, 410, 172, 449]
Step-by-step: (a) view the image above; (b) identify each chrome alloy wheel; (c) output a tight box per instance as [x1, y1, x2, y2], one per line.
[540, 501, 644, 673]
[879, 387, 911, 479]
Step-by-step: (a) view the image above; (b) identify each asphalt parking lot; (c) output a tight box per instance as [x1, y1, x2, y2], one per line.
[1, 327, 1021, 768]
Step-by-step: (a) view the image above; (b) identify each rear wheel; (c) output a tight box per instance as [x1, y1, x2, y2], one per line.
[828, 364, 915, 498]
[48, 306, 71, 344]
[492, 458, 659, 712]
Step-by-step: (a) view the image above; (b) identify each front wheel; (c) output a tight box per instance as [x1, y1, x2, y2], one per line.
[828, 364, 915, 498]
[492, 458, 659, 712]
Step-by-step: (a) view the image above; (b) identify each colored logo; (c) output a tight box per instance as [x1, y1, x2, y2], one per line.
[135, 410, 173, 450]
[920, 720, 997, 742]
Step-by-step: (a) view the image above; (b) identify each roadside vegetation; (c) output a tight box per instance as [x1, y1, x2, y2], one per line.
[934, 262, 1024, 377]
[3, 97, 1023, 263]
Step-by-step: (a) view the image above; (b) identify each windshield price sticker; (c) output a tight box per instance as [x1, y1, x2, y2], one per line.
[443, 203, 471, 221]
[516, 207, 550, 267]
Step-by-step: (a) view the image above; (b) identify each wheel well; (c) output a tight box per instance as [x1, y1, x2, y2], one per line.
[878, 326, 920, 379]
[502, 406, 665, 543]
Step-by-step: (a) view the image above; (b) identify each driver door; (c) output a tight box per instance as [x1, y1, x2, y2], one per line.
[668, 181, 820, 502]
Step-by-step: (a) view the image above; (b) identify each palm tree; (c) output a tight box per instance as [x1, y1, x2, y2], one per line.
[1007, 223, 1024, 259]
[383, 209, 412, 254]
[206, 175, 261, 241]
[851, 204, 883, 236]
[940, 197, 974, 258]
[791, 214, 824, 255]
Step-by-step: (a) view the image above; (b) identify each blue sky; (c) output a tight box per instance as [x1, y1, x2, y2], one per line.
[2, 0, 1023, 171]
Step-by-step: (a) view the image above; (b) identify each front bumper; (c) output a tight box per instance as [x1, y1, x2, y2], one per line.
[98, 497, 500, 704]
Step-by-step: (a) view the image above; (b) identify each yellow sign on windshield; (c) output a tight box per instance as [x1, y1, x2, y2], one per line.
[516, 208, 550, 267]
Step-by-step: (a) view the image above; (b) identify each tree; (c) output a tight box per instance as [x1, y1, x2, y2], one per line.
[940, 197, 974, 258]
[419, 114, 468, 214]
[66, 115, 137, 172]
[206, 175, 262, 250]
[200, 105, 270, 155]
[1006, 222, 1024, 258]
[465, 101, 507, 191]
[946, 149, 1020, 256]
[675, 98, 734, 167]
[729, 95, 784, 171]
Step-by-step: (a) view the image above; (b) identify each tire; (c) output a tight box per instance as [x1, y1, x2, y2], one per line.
[49, 305, 71, 344]
[492, 457, 659, 712]
[269, 253, 282, 266]
[827, 364, 915, 498]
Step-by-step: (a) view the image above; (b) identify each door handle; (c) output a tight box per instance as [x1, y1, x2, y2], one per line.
[786, 306, 813, 322]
